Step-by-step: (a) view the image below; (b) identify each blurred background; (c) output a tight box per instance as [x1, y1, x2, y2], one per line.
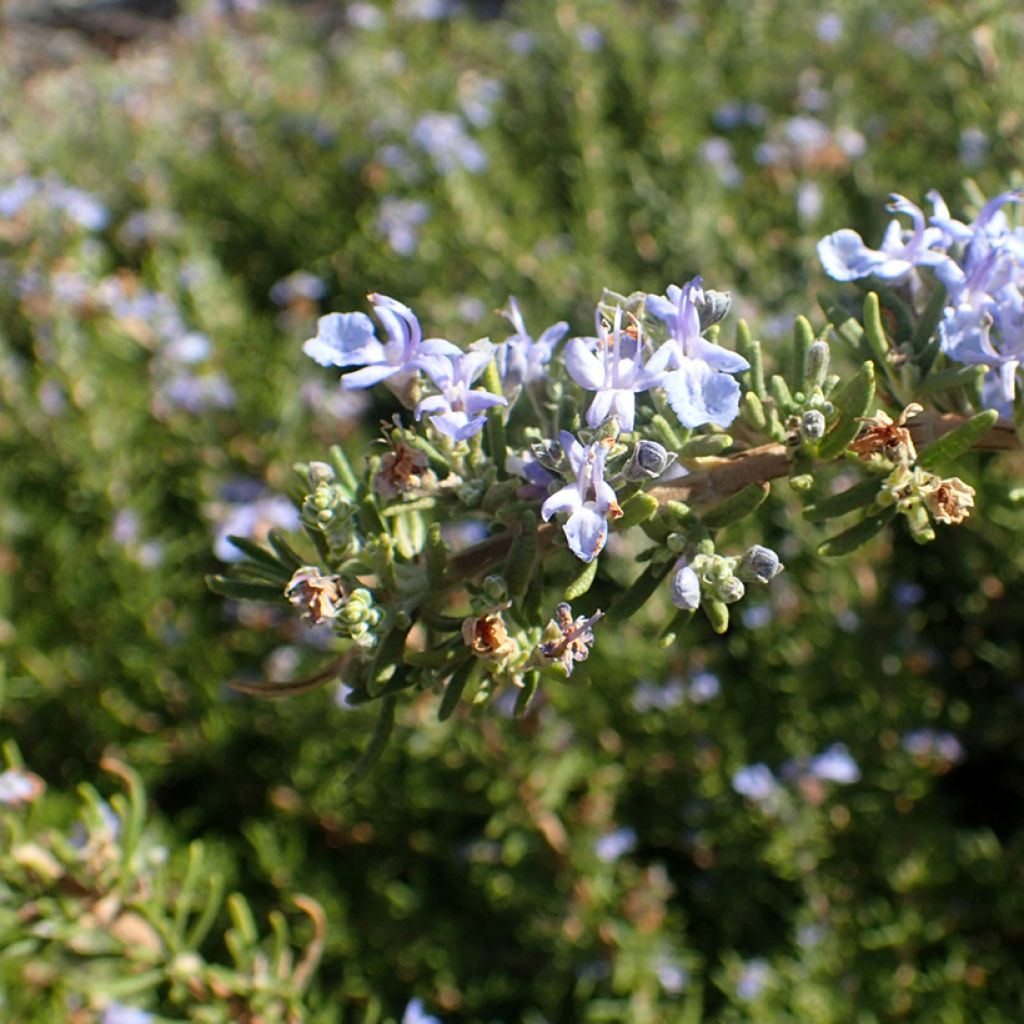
[2, 1, 1024, 1021]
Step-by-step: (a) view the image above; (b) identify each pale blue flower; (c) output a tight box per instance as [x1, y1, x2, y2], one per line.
[102, 1004, 153, 1024]
[213, 493, 301, 563]
[494, 296, 568, 396]
[412, 112, 487, 174]
[564, 306, 665, 432]
[736, 959, 772, 1001]
[808, 743, 860, 784]
[818, 193, 949, 283]
[270, 270, 326, 306]
[594, 826, 637, 862]
[903, 728, 965, 764]
[646, 278, 749, 429]
[541, 432, 622, 563]
[732, 763, 778, 802]
[402, 998, 441, 1024]
[415, 342, 507, 441]
[375, 198, 431, 256]
[303, 294, 460, 391]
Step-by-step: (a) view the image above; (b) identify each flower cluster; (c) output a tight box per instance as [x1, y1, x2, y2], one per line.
[819, 188, 1024, 413]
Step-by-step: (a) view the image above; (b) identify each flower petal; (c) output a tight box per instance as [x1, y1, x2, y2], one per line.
[817, 229, 883, 282]
[303, 312, 382, 367]
[564, 337, 606, 390]
[564, 505, 608, 562]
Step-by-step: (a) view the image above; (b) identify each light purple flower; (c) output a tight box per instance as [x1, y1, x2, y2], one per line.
[646, 278, 749, 429]
[212, 494, 301, 562]
[594, 826, 637, 862]
[541, 432, 622, 563]
[808, 743, 860, 784]
[902, 728, 965, 764]
[415, 342, 507, 441]
[270, 270, 326, 306]
[736, 958, 772, 1001]
[731, 763, 779, 802]
[303, 294, 460, 392]
[0, 767, 43, 807]
[411, 112, 487, 174]
[494, 296, 568, 396]
[817, 193, 949, 283]
[102, 1004, 153, 1024]
[375, 198, 432, 256]
[564, 307, 664, 432]
[402, 998, 441, 1024]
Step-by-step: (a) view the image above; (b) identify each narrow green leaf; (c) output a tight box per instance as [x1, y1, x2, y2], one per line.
[909, 283, 949, 356]
[862, 292, 901, 395]
[606, 562, 674, 623]
[616, 491, 659, 529]
[328, 444, 359, 495]
[425, 522, 447, 587]
[649, 413, 682, 450]
[793, 315, 814, 385]
[740, 390, 767, 430]
[816, 361, 875, 460]
[564, 557, 599, 600]
[206, 575, 283, 602]
[225, 535, 289, 574]
[917, 409, 999, 471]
[679, 433, 733, 457]
[267, 529, 306, 570]
[802, 478, 883, 521]
[345, 697, 396, 788]
[915, 363, 988, 399]
[483, 359, 508, 478]
[818, 507, 896, 556]
[514, 672, 539, 716]
[701, 481, 769, 529]
[438, 659, 476, 722]
[504, 524, 540, 600]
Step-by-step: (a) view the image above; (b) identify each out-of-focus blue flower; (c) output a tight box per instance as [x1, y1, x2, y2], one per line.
[688, 671, 720, 703]
[102, 1004, 153, 1024]
[156, 372, 236, 414]
[0, 176, 40, 217]
[959, 127, 989, 169]
[564, 306, 665, 432]
[632, 676, 687, 711]
[903, 728, 965, 764]
[736, 958, 772, 1001]
[808, 743, 861, 784]
[698, 137, 742, 188]
[816, 12, 844, 43]
[732, 763, 779, 802]
[655, 957, 689, 994]
[818, 193, 949, 283]
[541, 433, 622, 563]
[669, 560, 701, 610]
[575, 23, 604, 51]
[415, 342, 507, 441]
[646, 278, 749, 429]
[0, 767, 44, 806]
[494, 297, 568, 397]
[270, 270, 326, 306]
[375, 198, 432, 256]
[594, 826, 637, 862]
[411, 112, 487, 174]
[348, 2, 385, 29]
[212, 493, 301, 563]
[402, 998, 442, 1024]
[397, 0, 450, 20]
[458, 73, 503, 128]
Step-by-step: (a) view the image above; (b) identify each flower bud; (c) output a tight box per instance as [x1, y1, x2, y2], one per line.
[670, 562, 701, 610]
[800, 409, 827, 441]
[696, 289, 732, 331]
[308, 461, 336, 486]
[736, 545, 784, 584]
[625, 440, 676, 481]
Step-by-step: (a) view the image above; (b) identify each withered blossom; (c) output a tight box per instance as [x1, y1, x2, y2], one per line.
[922, 475, 976, 524]
[539, 602, 603, 676]
[285, 566, 347, 624]
[462, 612, 516, 659]
[849, 403, 921, 462]
[375, 437, 434, 498]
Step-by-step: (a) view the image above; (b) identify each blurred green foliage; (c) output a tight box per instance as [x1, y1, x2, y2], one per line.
[2, 0, 1024, 1020]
